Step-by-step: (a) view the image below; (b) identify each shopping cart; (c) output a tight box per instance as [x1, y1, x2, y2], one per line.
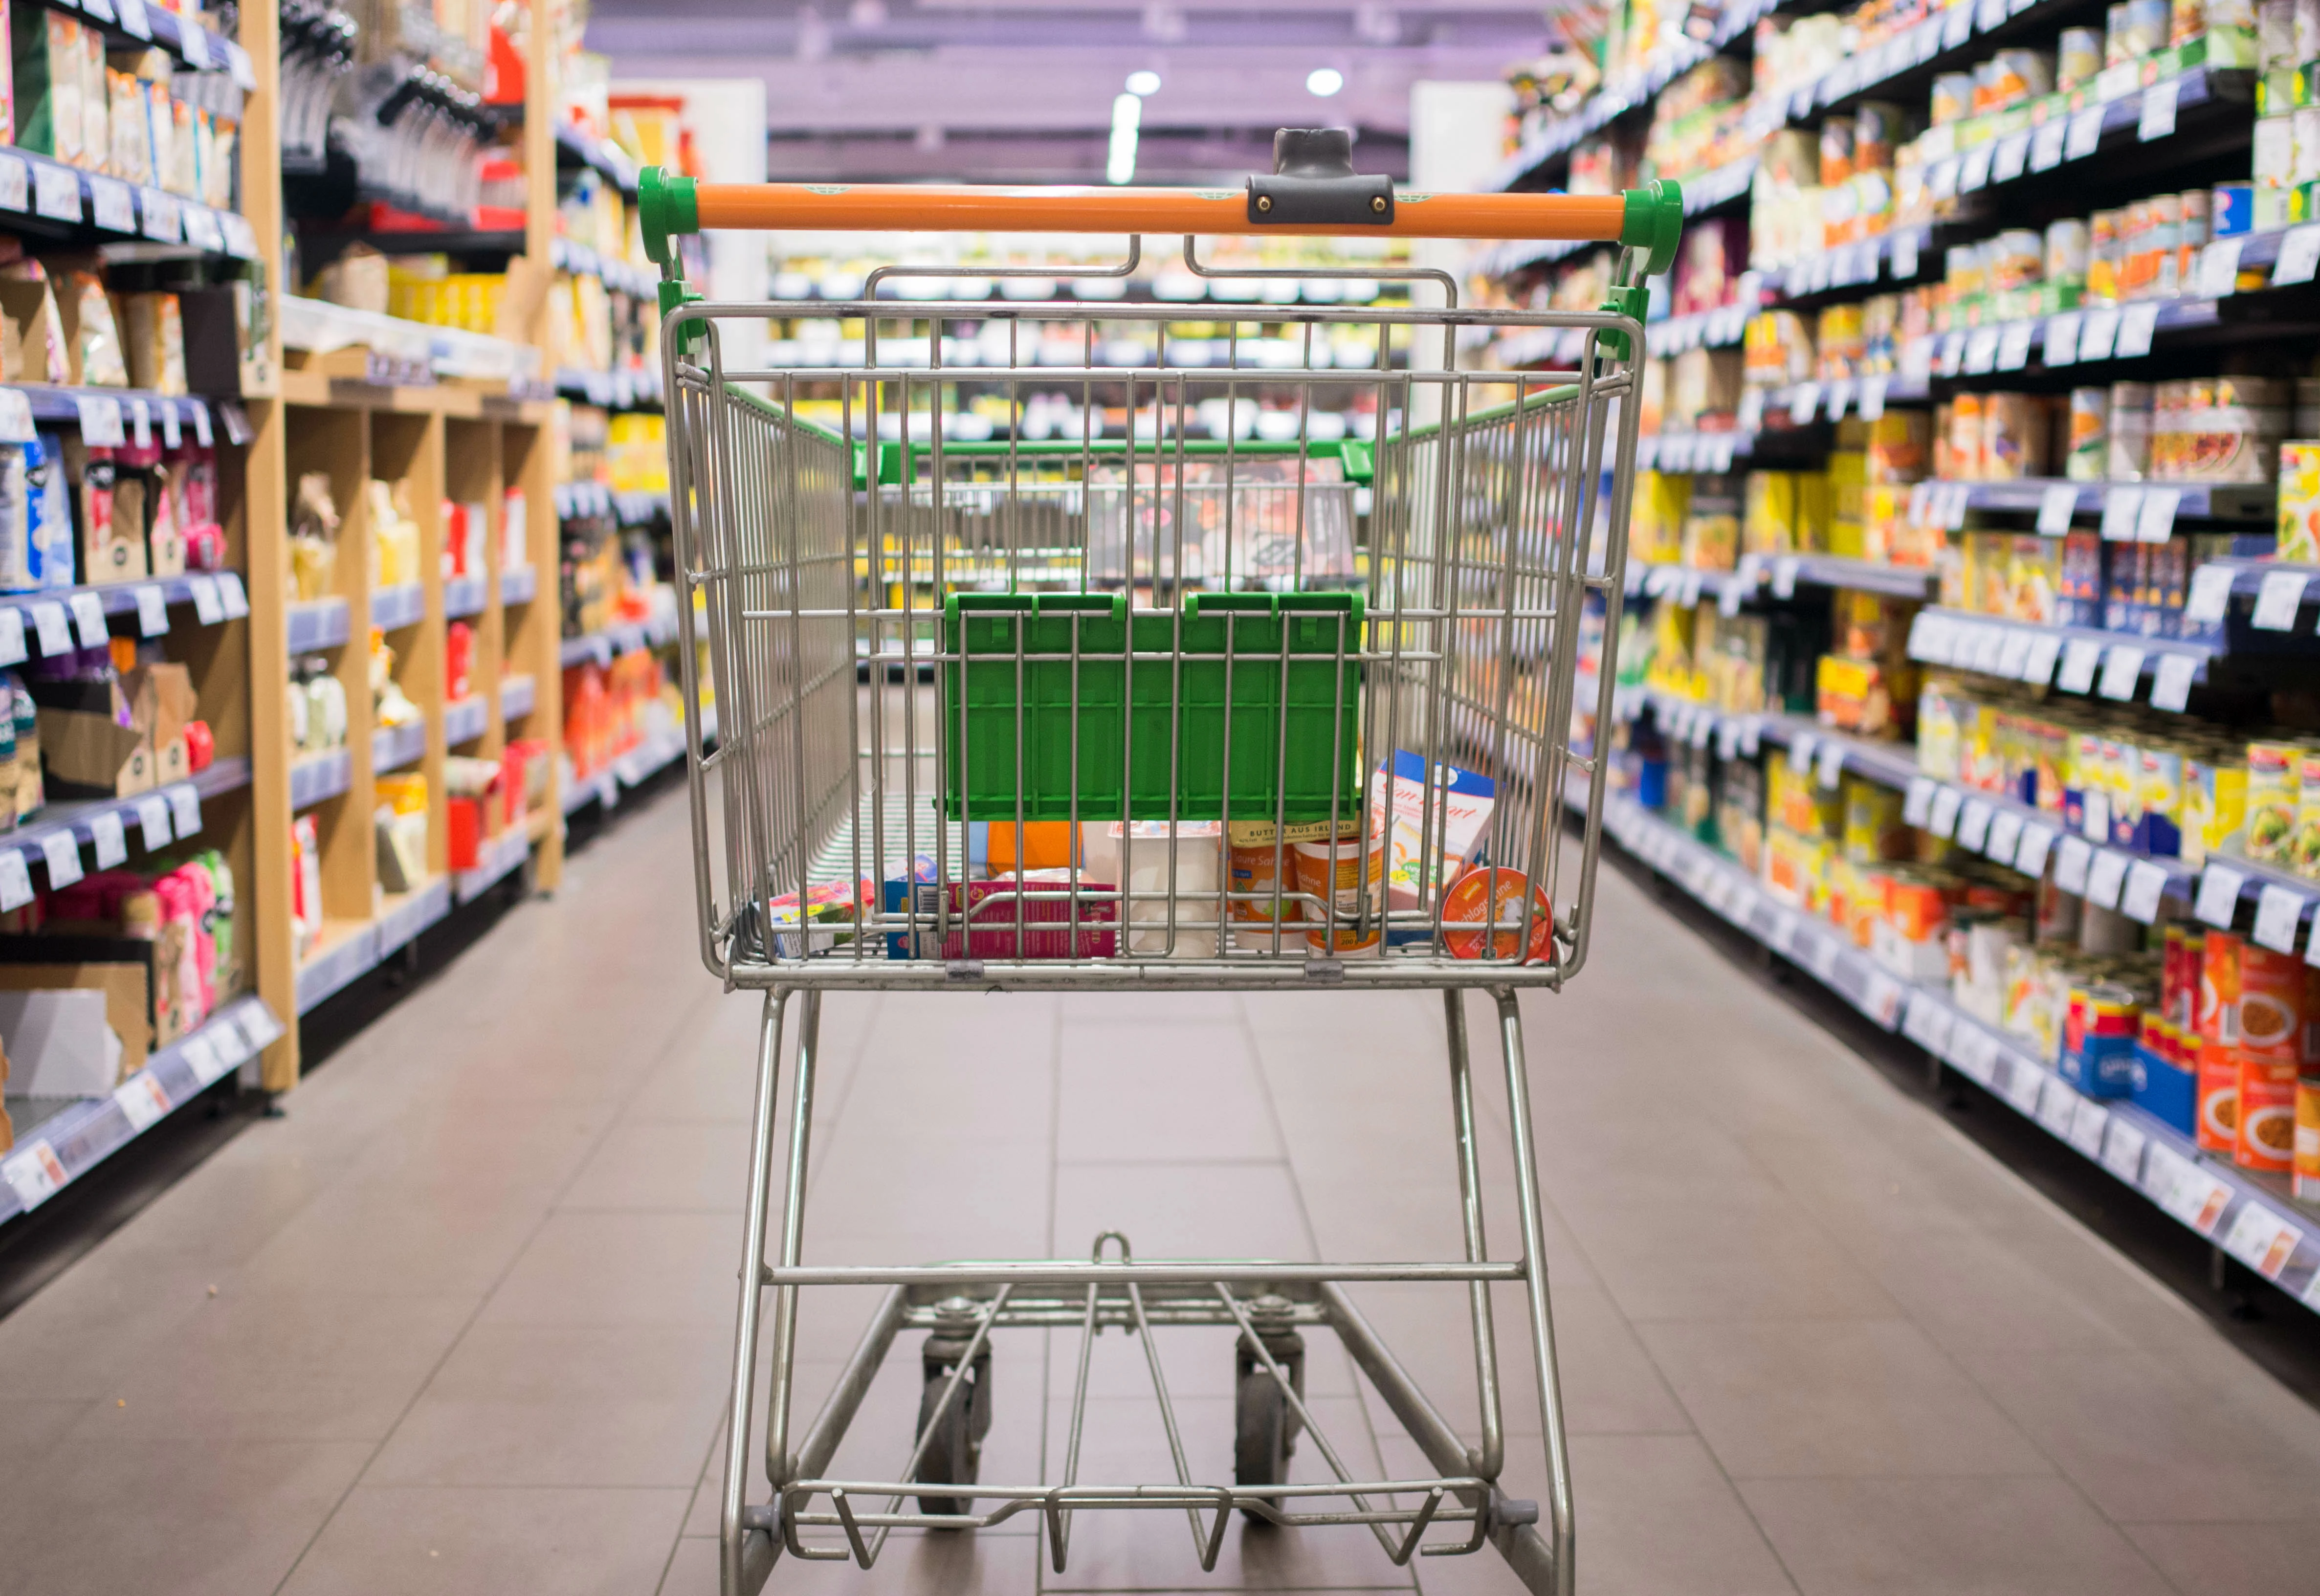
[643, 133, 1679, 1596]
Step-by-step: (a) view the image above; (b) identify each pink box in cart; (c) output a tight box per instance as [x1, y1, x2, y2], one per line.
[931, 872, 1119, 959]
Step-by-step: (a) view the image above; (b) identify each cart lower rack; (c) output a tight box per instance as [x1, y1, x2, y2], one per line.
[644, 141, 1679, 1595]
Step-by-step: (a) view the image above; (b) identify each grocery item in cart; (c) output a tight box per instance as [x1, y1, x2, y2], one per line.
[1083, 452, 1355, 587]
[1369, 752, 1496, 910]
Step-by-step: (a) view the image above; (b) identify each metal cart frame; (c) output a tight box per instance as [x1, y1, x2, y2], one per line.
[642, 149, 1680, 1596]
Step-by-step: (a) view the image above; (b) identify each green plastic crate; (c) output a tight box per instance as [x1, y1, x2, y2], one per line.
[941, 590, 1364, 822]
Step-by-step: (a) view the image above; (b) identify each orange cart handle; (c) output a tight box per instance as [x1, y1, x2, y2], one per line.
[637, 167, 1683, 279]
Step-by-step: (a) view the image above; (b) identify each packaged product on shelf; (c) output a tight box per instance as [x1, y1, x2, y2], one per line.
[290, 812, 323, 960]
[2108, 382, 2156, 480]
[113, 443, 183, 578]
[2057, 26, 2105, 89]
[446, 621, 473, 702]
[444, 755, 506, 871]
[62, 436, 144, 581]
[0, 272, 72, 386]
[375, 774, 428, 892]
[1631, 471, 1689, 563]
[2246, 735, 2309, 863]
[1679, 473, 1741, 571]
[117, 291, 188, 396]
[2151, 375, 2288, 483]
[2066, 388, 2110, 482]
[2236, 943, 2320, 1171]
[2280, 440, 2320, 561]
[2298, 1073, 2320, 1202]
[290, 472, 341, 601]
[2198, 928, 2243, 1153]
[368, 480, 422, 588]
[2044, 220, 2090, 312]
[2062, 979, 2143, 1098]
[1981, 393, 2053, 480]
[57, 268, 127, 387]
[11, 8, 81, 163]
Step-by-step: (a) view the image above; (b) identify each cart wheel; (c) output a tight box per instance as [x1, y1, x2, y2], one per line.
[1235, 1368, 1292, 1511]
[914, 1339, 992, 1519]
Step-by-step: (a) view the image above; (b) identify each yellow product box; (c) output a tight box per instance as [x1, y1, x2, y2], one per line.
[2247, 737, 2308, 864]
[1632, 470, 1691, 563]
[1843, 776, 1911, 863]
[1815, 654, 1918, 739]
[1799, 467, 1834, 552]
[1744, 470, 1800, 554]
[1820, 455, 1858, 555]
[2278, 441, 2320, 563]
[2296, 748, 2320, 880]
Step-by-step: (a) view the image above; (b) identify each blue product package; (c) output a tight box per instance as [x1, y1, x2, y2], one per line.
[28, 432, 72, 589]
[2129, 1044, 2197, 1134]
[2210, 182, 2254, 238]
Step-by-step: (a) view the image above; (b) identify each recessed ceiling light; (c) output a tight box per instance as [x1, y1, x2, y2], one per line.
[1306, 67, 1345, 97]
[1126, 69, 1161, 95]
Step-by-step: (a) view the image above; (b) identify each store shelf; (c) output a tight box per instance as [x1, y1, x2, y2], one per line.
[442, 694, 487, 745]
[559, 610, 682, 668]
[554, 123, 640, 199]
[287, 596, 352, 652]
[1927, 477, 2273, 522]
[2190, 851, 2320, 957]
[500, 673, 536, 720]
[612, 725, 687, 788]
[372, 719, 426, 774]
[0, 150, 254, 260]
[1908, 606, 2219, 695]
[10, 757, 246, 893]
[454, 827, 531, 903]
[289, 749, 352, 810]
[294, 877, 455, 1015]
[500, 565, 540, 606]
[0, 996, 287, 1221]
[371, 581, 425, 632]
[555, 366, 663, 411]
[443, 576, 488, 619]
[562, 765, 619, 815]
[1626, 553, 1937, 604]
[280, 297, 547, 386]
[0, 570, 247, 663]
[1594, 791, 2320, 1314]
[553, 482, 668, 525]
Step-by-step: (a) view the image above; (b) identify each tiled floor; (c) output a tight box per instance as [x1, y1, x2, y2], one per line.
[2, 785, 2318, 1595]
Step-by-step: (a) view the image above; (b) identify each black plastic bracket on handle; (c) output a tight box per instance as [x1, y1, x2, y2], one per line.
[1247, 129, 1395, 227]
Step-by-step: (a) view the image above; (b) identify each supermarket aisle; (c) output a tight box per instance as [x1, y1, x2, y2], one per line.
[2, 792, 2319, 1595]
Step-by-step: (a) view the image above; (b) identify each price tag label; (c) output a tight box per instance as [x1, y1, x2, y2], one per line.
[0, 849, 30, 911]
[2003, 1058, 2050, 1116]
[2038, 1076, 2083, 1138]
[1894, 229, 1921, 279]
[134, 793, 170, 851]
[2, 1142, 66, 1209]
[181, 205, 224, 253]
[1904, 994, 1954, 1054]
[2196, 863, 2247, 927]
[2055, 835, 2094, 895]
[2078, 306, 2121, 361]
[0, 154, 25, 214]
[1996, 320, 2034, 370]
[2084, 789, 2113, 842]
[2100, 486, 2144, 541]
[207, 1019, 251, 1068]
[1790, 381, 1821, 424]
[28, 600, 71, 657]
[2022, 631, 2062, 685]
[168, 783, 200, 838]
[1789, 727, 1818, 772]
[2276, 223, 2320, 286]
[217, 572, 248, 619]
[1929, 784, 1964, 838]
[0, 390, 31, 447]
[1859, 374, 1889, 420]
[2031, 117, 2068, 171]
[179, 1032, 222, 1085]
[2117, 301, 2159, 358]
[2185, 562, 2237, 626]
[1739, 717, 1762, 756]
[73, 395, 125, 447]
[2085, 848, 2130, 909]
[2067, 1096, 2112, 1159]
[2139, 78, 2180, 140]
[2151, 652, 2197, 712]
[1944, 0, 1975, 45]
[187, 575, 223, 625]
[1826, 378, 1855, 421]
[1992, 131, 2031, 182]
[2057, 638, 2103, 693]
[2101, 1118, 2149, 1184]
[158, 402, 181, 449]
[115, 0, 152, 34]
[1679, 568, 1704, 608]
[1960, 142, 1995, 192]
[180, 18, 212, 69]
[1939, 330, 1966, 376]
[2137, 487, 2181, 544]
[1736, 386, 1766, 433]
[2198, 236, 2245, 301]
[2253, 884, 2307, 953]
[2098, 644, 2145, 701]
[2121, 859, 2170, 923]
[138, 188, 180, 243]
[1987, 809, 2024, 861]
[2066, 104, 2107, 160]
[87, 810, 126, 870]
[187, 402, 211, 448]
[1964, 325, 2000, 374]
[1771, 556, 1799, 598]
[113, 1073, 169, 1132]
[1956, 798, 1994, 851]
[134, 585, 167, 637]
[2252, 569, 2308, 631]
[88, 176, 133, 233]
[68, 591, 106, 650]
[32, 160, 80, 222]
[125, 401, 151, 453]
[2036, 483, 2078, 536]
[2045, 310, 2081, 366]
[39, 829, 80, 887]
[2222, 1204, 2305, 1279]
[1809, 739, 1843, 789]
[1904, 776, 1936, 827]
[1930, 156, 1961, 203]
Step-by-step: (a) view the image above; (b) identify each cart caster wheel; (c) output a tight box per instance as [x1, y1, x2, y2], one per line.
[915, 1321, 992, 1520]
[1233, 1311, 1305, 1523]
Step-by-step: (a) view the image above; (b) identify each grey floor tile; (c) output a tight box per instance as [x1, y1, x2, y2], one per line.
[1638, 1319, 2050, 1479]
[478, 1211, 744, 1329]
[1739, 1475, 2174, 1596]
[236, 1175, 554, 1301]
[0, 1437, 372, 1596]
[2121, 1519, 2320, 1595]
[61, 1288, 472, 1443]
[277, 1484, 689, 1596]
[1052, 1161, 1313, 1263]
[560, 1120, 757, 1212]
[367, 1321, 732, 1487]
[1055, 1020, 1283, 1164]
[1561, 1193, 1902, 1325]
[1955, 1346, 2320, 1523]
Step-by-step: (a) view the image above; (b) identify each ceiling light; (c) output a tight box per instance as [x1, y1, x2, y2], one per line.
[1107, 92, 1142, 185]
[1126, 69, 1161, 95]
[1306, 66, 1345, 96]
